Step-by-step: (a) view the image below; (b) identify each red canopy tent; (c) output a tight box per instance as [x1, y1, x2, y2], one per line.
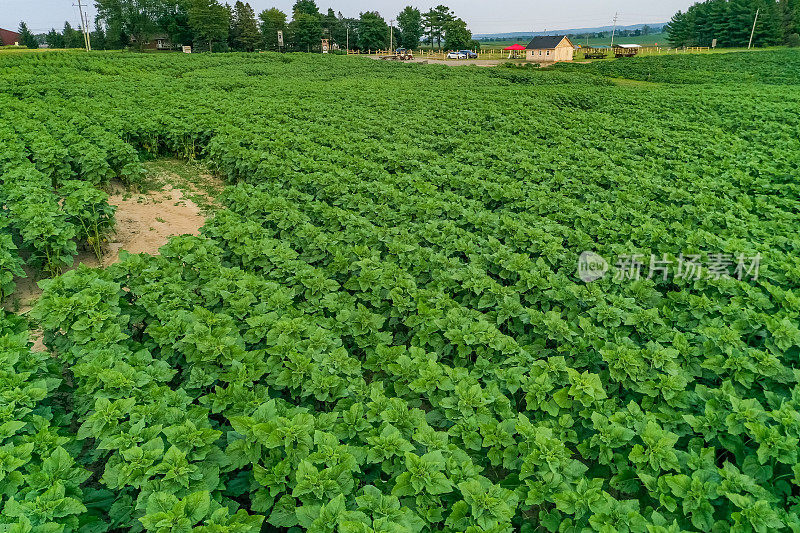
[503, 44, 526, 58]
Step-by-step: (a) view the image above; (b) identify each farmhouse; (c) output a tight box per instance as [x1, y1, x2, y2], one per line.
[526, 35, 574, 62]
[0, 28, 21, 46]
[130, 34, 172, 50]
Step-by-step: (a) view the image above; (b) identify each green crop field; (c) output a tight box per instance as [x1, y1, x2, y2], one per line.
[1, 49, 800, 533]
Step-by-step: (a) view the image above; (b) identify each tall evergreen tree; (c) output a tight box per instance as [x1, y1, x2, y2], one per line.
[18, 22, 39, 48]
[752, 0, 784, 45]
[46, 28, 65, 48]
[293, 0, 320, 17]
[727, 0, 758, 45]
[422, 5, 453, 49]
[780, 0, 800, 36]
[667, 0, 793, 47]
[91, 23, 109, 49]
[696, 0, 728, 46]
[231, 1, 260, 50]
[330, 11, 351, 48]
[666, 10, 694, 46]
[63, 21, 84, 48]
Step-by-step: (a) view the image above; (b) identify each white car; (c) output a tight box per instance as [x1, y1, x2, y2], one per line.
[446, 51, 467, 59]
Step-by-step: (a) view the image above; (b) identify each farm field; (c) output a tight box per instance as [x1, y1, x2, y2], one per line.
[1, 49, 800, 533]
[480, 32, 667, 50]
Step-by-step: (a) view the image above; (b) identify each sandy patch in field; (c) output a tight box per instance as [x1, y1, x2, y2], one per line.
[103, 184, 206, 264]
[7, 181, 213, 316]
[2, 160, 221, 354]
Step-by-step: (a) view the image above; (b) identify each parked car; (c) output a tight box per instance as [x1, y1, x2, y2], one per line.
[459, 50, 478, 59]
[446, 51, 467, 59]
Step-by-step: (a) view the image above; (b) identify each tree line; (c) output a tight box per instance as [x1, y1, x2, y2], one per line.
[666, 0, 800, 47]
[17, 0, 478, 53]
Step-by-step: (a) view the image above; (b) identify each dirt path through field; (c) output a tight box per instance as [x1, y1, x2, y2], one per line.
[5, 159, 223, 317]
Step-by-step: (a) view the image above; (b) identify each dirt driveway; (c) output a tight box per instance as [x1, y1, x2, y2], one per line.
[368, 56, 526, 67]
[408, 58, 510, 67]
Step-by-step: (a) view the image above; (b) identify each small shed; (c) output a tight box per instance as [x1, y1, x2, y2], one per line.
[0, 28, 21, 46]
[525, 35, 574, 62]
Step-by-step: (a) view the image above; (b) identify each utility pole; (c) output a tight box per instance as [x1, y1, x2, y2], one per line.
[610, 12, 619, 48]
[346, 25, 349, 52]
[75, 0, 90, 51]
[390, 19, 395, 52]
[748, 8, 760, 49]
[83, 9, 92, 50]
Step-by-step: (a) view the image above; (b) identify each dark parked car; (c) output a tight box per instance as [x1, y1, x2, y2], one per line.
[459, 50, 478, 59]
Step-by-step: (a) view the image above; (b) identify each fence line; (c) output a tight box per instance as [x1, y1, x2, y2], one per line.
[345, 49, 521, 60]
[345, 46, 712, 59]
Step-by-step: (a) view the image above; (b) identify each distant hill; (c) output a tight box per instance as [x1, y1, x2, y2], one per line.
[474, 23, 666, 40]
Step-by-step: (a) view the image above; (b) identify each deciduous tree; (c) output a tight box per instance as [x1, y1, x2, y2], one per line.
[158, 1, 194, 48]
[290, 12, 322, 51]
[357, 11, 388, 51]
[188, 0, 230, 51]
[95, 0, 161, 50]
[258, 7, 287, 50]
[443, 17, 471, 50]
[397, 6, 422, 49]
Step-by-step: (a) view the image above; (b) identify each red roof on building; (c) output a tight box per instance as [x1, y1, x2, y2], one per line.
[0, 28, 21, 46]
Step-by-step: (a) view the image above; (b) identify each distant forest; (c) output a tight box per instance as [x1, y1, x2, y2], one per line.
[666, 0, 800, 47]
[16, 0, 479, 53]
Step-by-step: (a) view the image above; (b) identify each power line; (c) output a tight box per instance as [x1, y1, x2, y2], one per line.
[74, 0, 91, 50]
[610, 12, 619, 47]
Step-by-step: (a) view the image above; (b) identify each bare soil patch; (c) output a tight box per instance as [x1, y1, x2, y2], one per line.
[5, 159, 221, 316]
[105, 184, 206, 264]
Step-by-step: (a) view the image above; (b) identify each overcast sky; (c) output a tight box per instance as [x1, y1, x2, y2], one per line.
[2, 0, 692, 35]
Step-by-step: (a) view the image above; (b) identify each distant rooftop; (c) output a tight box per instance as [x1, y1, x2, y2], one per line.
[525, 36, 569, 50]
